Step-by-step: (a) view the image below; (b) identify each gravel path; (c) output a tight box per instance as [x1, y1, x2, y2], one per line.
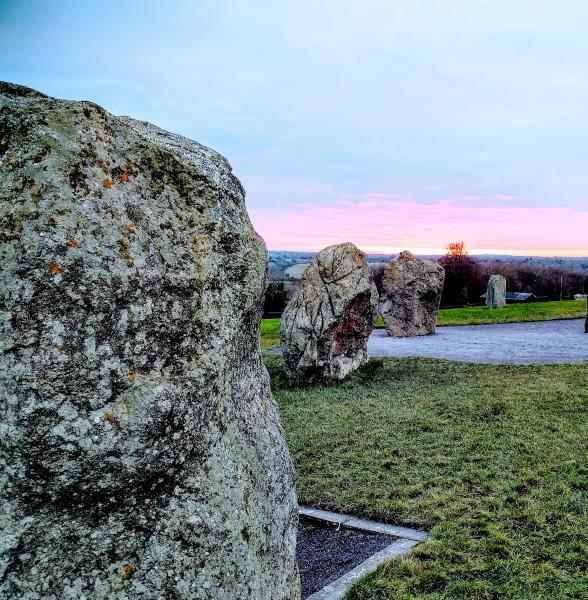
[368, 318, 588, 364]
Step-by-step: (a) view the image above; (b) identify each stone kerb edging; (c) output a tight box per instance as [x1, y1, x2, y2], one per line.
[299, 506, 428, 600]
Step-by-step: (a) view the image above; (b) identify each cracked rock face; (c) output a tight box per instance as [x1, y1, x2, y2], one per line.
[280, 243, 378, 380]
[0, 82, 299, 600]
[380, 251, 445, 337]
[486, 274, 507, 308]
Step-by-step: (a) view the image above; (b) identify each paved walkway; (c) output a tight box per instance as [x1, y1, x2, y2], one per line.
[368, 319, 588, 364]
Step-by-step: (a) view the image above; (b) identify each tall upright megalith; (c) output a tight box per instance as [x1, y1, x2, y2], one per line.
[0, 83, 299, 599]
[380, 251, 445, 337]
[486, 274, 507, 308]
[584, 277, 588, 333]
[280, 243, 378, 380]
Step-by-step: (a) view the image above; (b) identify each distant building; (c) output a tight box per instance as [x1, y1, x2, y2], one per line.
[480, 292, 536, 303]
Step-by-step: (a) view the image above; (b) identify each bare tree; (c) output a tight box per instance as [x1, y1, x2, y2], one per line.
[438, 241, 483, 307]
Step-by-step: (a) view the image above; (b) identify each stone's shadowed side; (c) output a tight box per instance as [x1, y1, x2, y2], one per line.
[380, 250, 445, 337]
[486, 274, 507, 309]
[280, 242, 378, 380]
[0, 82, 299, 599]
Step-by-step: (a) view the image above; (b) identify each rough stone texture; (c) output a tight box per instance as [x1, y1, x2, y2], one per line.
[0, 82, 299, 599]
[486, 274, 507, 308]
[380, 251, 445, 337]
[279, 243, 378, 380]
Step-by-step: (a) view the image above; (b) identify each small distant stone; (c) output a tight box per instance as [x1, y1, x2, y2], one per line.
[486, 274, 507, 308]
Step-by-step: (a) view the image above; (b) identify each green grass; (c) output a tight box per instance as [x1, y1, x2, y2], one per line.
[435, 300, 587, 327]
[262, 301, 586, 348]
[261, 318, 281, 349]
[266, 356, 588, 599]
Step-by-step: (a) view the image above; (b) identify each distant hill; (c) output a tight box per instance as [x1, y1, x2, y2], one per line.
[268, 250, 588, 280]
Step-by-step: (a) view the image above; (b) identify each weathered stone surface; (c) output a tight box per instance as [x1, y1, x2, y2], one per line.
[280, 243, 378, 380]
[0, 82, 299, 599]
[380, 251, 445, 337]
[486, 274, 507, 308]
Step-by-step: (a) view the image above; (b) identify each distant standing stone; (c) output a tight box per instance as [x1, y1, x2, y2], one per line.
[584, 278, 588, 333]
[486, 274, 507, 308]
[280, 243, 378, 380]
[380, 251, 445, 337]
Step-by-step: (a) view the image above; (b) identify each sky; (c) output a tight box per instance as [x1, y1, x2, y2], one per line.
[1, 0, 587, 256]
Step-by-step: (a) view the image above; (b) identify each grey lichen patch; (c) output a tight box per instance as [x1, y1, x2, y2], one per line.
[0, 82, 299, 599]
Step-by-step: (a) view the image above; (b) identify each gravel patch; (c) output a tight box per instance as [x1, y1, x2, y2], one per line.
[369, 318, 588, 364]
[297, 516, 395, 599]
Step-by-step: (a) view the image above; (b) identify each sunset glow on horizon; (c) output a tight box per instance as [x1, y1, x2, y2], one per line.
[251, 196, 588, 257]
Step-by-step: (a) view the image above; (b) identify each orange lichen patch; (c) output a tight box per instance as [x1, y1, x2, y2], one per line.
[102, 177, 113, 189]
[48, 261, 65, 274]
[127, 372, 136, 382]
[120, 171, 130, 183]
[46, 213, 57, 225]
[126, 223, 135, 233]
[68, 238, 79, 247]
[120, 563, 133, 580]
[96, 159, 109, 171]
[102, 411, 117, 422]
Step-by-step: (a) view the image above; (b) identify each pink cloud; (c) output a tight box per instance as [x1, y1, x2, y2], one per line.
[250, 197, 588, 255]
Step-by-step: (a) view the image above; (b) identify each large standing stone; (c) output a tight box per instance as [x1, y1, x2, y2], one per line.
[280, 243, 378, 380]
[380, 251, 445, 337]
[486, 274, 507, 308]
[0, 83, 299, 599]
[584, 278, 588, 333]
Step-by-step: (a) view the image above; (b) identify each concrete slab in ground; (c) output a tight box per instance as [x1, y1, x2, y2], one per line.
[368, 318, 588, 364]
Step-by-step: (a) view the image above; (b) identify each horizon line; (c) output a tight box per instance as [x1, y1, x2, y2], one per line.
[266, 246, 588, 258]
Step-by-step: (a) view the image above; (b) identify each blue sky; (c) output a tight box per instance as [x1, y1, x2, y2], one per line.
[2, 1, 587, 253]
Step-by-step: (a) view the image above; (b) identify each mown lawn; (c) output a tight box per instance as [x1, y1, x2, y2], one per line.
[262, 301, 586, 349]
[261, 318, 281, 349]
[435, 300, 586, 327]
[266, 355, 588, 600]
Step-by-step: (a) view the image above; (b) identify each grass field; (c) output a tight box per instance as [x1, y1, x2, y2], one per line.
[262, 300, 586, 349]
[261, 317, 281, 349]
[435, 300, 586, 327]
[266, 355, 588, 599]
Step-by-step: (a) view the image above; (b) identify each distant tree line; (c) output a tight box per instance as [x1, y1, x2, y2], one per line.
[263, 281, 288, 315]
[438, 241, 586, 307]
[264, 242, 587, 314]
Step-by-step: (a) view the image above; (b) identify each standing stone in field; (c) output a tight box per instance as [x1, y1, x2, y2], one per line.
[380, 251, 445, 337]
[0, 82, 299, 600]
[280, 242, 378, 380]
[584, 278, 588, 333]
[486, 274, 507, 308]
